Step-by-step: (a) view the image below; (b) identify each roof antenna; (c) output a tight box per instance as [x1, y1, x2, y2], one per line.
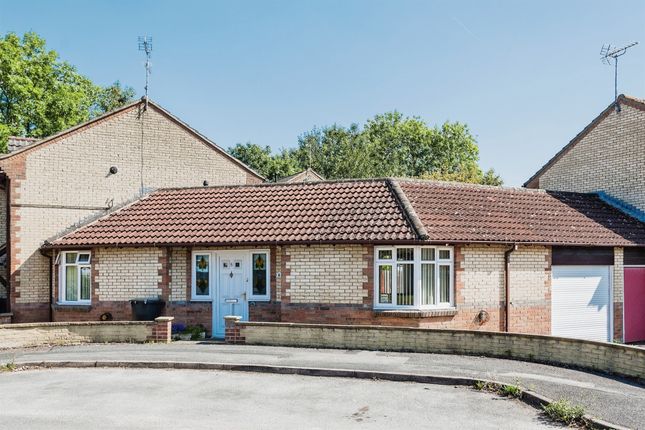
[600, 42, 638, 112]
[138, 36, 153, 110]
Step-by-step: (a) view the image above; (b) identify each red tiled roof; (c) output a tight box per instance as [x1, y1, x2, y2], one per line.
[398, 180, 645, 246]
[48, 179, 645, 249]
[50, 180, 416, 247]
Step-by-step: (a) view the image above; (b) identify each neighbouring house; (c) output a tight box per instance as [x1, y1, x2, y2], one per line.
[277, 168, 325, 183]
[0, 98, 264, 322]
[525, 94, 645, 343]
[41, 179, 645, 341]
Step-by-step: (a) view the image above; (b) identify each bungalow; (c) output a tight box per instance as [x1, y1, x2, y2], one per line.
[43, 178, 645, 341]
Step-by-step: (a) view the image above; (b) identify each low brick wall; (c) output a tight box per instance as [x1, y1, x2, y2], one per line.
[236, 322, 645, 381]
[0, 317, 174, 349]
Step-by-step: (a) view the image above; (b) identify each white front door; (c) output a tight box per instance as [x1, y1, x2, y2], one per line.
[213, 252, 248, 337]
[551, 265, 612, 342]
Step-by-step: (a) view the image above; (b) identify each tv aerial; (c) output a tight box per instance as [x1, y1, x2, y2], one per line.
[600, 42, 638, 111]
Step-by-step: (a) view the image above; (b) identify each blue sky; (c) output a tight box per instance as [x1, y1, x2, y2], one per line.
[2, 0, 644, 185]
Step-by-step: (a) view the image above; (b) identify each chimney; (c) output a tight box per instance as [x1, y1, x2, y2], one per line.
[6, 136, 38, 153]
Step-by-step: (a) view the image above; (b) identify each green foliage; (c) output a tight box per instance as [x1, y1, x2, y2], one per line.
[228, 142, 301, 180]
[229, 111, 502, 185]
[0, 361, 16, 372]
[542, 399, 585, 425]
[499, 383, 522, 398]
[0, 32, 135, 152]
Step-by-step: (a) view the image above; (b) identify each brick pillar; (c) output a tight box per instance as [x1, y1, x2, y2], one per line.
[150, 316, 174, 343]
[224, 315, 244, 344]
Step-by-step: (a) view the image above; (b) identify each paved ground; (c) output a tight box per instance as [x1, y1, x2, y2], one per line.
[1, 342, 643, 429]
[0, 367, 557, 429]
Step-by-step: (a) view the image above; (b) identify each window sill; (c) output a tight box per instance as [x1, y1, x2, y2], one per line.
[52, 303, 92, 312]
[190, 298, 212, 302]
[373, 308, 457, 318]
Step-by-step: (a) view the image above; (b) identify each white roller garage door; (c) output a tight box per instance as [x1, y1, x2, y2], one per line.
[551, 266, 611, 342]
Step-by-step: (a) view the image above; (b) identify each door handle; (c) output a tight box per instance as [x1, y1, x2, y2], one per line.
[241, 292, 247, 300]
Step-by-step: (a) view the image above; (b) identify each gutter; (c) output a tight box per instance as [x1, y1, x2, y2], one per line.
[504, 244, 518, 332]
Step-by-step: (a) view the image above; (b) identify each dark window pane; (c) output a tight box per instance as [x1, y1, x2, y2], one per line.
[252, 253, 267, 296]
[378, 249, 393, 260]
[80, 267, 91, 300]
[65, 253, 77, 264]
[195, 255, 210, 296]
[396, 263, 414, 305]
[421, 248, 435, 261]
[65, 266, 78, 301]
[378, 265, 392, 304]
[439, 250, 451, 260]
[439, 265, 451, 303]
[421, 263, 435, 305]
[396, 248, 414, 262]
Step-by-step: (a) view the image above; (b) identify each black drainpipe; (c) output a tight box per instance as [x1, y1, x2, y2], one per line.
[503, 244, 518, 332]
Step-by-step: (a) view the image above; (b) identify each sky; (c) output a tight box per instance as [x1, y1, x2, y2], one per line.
[1, 0, 644, 186]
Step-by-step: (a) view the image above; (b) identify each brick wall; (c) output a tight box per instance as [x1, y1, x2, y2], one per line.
[0, 102, 261, 321]
[613, 247, 624, 341]
[95, 247, 162, 301]
[537, 103, 645, 213]
[237, 322, 645, 381]
[284, 245, 369, 304]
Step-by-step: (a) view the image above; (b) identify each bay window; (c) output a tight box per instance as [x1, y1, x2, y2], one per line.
[375, 246, 453, 309]
[59, 251, 91, 304]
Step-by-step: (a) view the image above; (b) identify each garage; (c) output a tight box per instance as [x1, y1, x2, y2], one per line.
[551, 248, 613, 342]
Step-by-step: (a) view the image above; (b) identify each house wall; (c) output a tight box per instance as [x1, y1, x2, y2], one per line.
[535, 102, 645, 214]
[51, 243, 554, 336]
[0, 103, 262, 322]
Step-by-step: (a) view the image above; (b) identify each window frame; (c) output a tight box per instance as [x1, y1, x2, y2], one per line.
[58, 251, 92, 305]
[192, 251, 214, 301]
[248, 249, 271, 301]
[374, 246, 454, 310]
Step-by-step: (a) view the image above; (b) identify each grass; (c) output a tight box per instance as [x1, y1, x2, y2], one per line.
[473, 380, 522, 398]
[542, 399, 586, 426]
[499, 383, 522, 398]
[0, 361, 16, 372]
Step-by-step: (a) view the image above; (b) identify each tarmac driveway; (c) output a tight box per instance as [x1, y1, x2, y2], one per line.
[0, 367, 557, 429]
[1, 343, 643, 429]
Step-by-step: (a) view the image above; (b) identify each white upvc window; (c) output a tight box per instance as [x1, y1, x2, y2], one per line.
[374, 246, 454, 309]
[192, 252, 213, 301]
[59, 251, 92, 304]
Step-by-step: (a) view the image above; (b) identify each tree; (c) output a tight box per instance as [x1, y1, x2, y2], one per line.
[228, 142, 301, 180]
[229, 112, 503, 185]
[0, 32, 135, 151]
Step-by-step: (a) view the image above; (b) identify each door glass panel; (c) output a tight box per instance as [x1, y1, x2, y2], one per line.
[252, 253, 267, 295]
[195, 255, 210, 296]
[65, 266, 78, 301]
[80, 267, 91, 300]
[421, 263, 435, 305]
[397, 263, 414, 305]
[378, 265, 392, 304]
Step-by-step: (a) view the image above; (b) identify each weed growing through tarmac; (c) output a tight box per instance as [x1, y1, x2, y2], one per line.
[473, 380, 522, 398]
[499, 383, 522, 398]
[0, 361, 16, 372]
[542, 399, 585, 426]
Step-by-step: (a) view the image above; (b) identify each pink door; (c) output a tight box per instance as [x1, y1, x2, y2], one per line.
[625, 268, 645, 343]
